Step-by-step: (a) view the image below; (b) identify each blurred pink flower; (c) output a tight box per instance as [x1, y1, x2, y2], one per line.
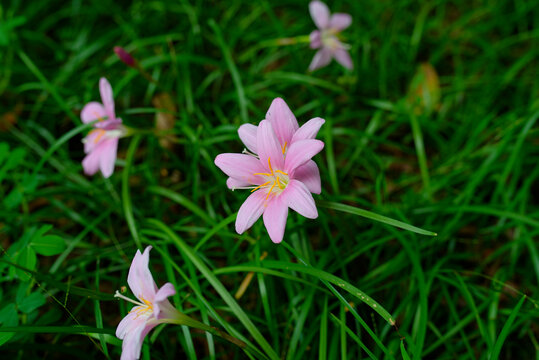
[215, 98, 325, 243]
[80, 77, 125, 178]
[308, 0, 353, 71]
[114, 246, 180, 360]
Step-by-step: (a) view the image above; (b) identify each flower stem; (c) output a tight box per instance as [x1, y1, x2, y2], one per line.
[261, 35, 311, 47]
[170, 312, 270, 358]
[171, 312, 246, 347]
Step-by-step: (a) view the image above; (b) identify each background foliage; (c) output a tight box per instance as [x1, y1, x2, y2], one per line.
[0, 0, 538, 359]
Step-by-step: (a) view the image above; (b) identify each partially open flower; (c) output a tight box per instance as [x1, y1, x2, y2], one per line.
[81, 78, 126, 178]
[115, 246, 181, 360]
[215, 98, 325, 243]
[308, 1, 353, 71]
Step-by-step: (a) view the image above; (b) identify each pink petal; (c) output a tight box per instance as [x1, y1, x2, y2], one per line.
[262, 196, 288, 243]
[238, 123, 258, 153]
[99, 77, 115, 120]
[257, 120, 285, 171]
[265, 98, 299, 146]
[291, 117, 325, 143]
[310, 30, 321, 49]
[284, 139, 324, 174]
[120, 320, 154, 360]
[227, 177, 250, 190]
[127, 246, 158, 303]
[309, 1, 330, 29]
[215, 154, 266, 185]
[329, 13, 352, 31]
[81, 102, 107, 124]
[333, 48, 353, 70]
[99, 138, 118, 178]
[153, 282, 176, 318]
[308, 48, 332, 71]
[281, 180, 318, 219]
[116, 311, 140, 340]
[235, 189, 267, 234]
[82, 148, 101, 176]
[155, 283, 176, 302]
[83, 130, 101, 154]
[294, 160, 322, 194]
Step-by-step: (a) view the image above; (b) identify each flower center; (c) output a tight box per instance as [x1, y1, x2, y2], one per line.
[114, 290, 154, 318]
[252, 157, 289, 199]
[321, 29, 349, 51]
[83, 127, 125, 145]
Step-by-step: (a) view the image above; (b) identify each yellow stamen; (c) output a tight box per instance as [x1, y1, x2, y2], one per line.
[266, 180, 277, 199]
[251, 181, 271, 192]
[274, 170, 288, 176]
[276, 177, 285, 190]
[267, 157, 273, 174]
[253, 172, 272, 176]
[282, 142, 287, 155]
[93, 129, 106, 144]
[128, 295, 154, 318]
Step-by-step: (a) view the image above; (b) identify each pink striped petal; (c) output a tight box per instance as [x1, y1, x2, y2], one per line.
[257, 120, 285, 171]
[309, 1, 330, 29]
[99, 77, 115, 120]
[294, 160, 322, 194]
[81, 102, 107, 124]
[236, 190, 267, 234]
[215, 154, 266, 185]
[265, 98, 299, 146]
[291, 117, 325, 142]
[99, 138, 118, 178]
[284, 139, 324, 174]
[329, 13, 352, 31]
[227, 177, 250, 190]
[308, 48, 332, 71]
[282, 180, 318, 219]
[238, 123, 258, 153]
[310, 30, 321, 49]
[262, 196, 289, 243]
[127, 246, 158, 303]
[333, 48, 353, 70]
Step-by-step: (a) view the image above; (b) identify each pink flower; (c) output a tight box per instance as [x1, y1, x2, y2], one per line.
[215, 98, 325, 243]
[114, 246, 180, 360]
[308, 0, 353, 71]
[80, 78, 125, 178]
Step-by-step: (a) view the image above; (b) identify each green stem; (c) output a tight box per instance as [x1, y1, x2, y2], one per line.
[169, 312, 263, 355]
[261, 35, 311, 47]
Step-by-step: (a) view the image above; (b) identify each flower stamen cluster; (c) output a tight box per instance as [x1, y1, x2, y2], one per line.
[252, 157, 290, 199]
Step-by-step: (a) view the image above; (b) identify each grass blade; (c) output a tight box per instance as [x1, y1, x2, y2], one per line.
[489, 296, 526, 360]
[318, 200, 437, 236]
[122, 135, 142, 249]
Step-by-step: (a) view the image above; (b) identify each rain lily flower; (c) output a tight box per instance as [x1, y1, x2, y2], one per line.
[114, 246, 180, 360]
[215, 98, 325, 243]
[81, 77, 125, 178]
[308, 0, 353, 71]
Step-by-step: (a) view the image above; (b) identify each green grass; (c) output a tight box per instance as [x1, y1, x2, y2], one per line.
[1, 0, 538, 359]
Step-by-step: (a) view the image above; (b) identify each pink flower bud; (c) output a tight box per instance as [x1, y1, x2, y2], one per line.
[114, 46, 136, 68]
